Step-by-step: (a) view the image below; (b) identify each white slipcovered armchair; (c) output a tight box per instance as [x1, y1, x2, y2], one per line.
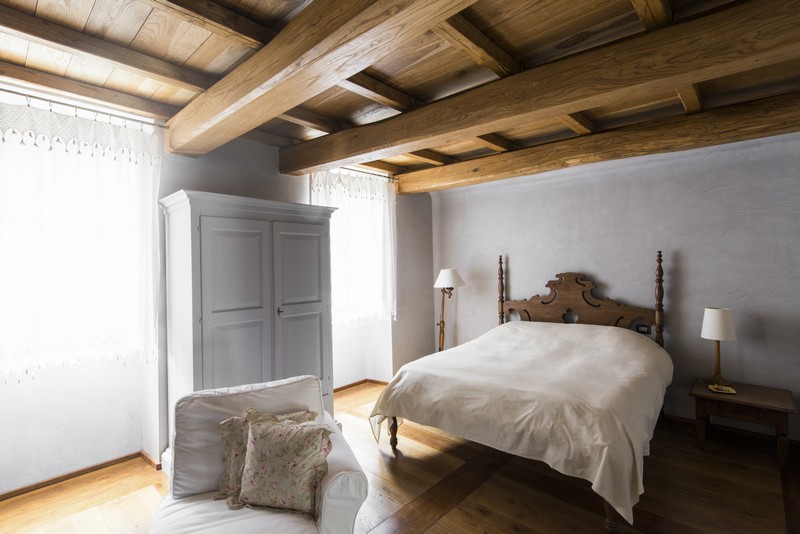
[150, 375, 368, 534]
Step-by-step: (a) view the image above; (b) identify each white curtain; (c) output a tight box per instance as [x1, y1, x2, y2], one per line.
[0, 100, 161, 381]
[311, 169, 396, 385]
[0, 97, 161, 493]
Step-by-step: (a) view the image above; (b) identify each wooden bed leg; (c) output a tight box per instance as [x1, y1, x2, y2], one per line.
[389, 417, 398, 449]
[603, 500, 620, 532]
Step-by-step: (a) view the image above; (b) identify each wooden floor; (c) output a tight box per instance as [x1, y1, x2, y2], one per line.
[1, 382, 796, 533]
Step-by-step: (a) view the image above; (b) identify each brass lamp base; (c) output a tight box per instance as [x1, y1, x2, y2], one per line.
[705, 373, 733, 387]
[706, 340, 733, 386]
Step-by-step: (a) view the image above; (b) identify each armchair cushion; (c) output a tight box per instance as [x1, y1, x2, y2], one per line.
[170, 375, 325, 499]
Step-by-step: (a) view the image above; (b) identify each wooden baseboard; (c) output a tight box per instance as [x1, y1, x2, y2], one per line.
[139, 450, 162, 471]
[0, 451, 160, 502]
[334, 378, 388, 392]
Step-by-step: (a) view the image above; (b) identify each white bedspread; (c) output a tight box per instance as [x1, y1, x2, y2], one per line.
[369, 321, 673, 524]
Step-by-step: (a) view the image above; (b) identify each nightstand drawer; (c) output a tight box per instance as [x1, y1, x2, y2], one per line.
[704, 400, 777, 426]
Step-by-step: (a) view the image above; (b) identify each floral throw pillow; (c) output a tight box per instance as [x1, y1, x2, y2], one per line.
[237, 420, 332, 515]
[214, 408, 318, 500]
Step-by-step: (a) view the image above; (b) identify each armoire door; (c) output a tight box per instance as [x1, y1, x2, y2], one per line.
[273, 222, 332, 398]
[200, 216, 272, 389]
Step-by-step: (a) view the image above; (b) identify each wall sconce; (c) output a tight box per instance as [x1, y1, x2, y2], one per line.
[434, 268, 465, 352]
[701, 307, 736, 386]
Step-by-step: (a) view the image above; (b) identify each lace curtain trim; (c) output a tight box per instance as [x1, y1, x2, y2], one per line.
[0, 101, 160, 163]
[310, 169, 395, 203]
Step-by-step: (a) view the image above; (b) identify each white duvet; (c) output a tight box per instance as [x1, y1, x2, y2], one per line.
[369, 321, 673, 524]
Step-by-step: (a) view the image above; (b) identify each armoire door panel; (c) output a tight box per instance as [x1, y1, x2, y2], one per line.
[274, 223, 323, 306]
[202, 219, 267, 312]
[200, 216, 272, 388]
[208, 320, 267, 388]
[275, 312, 323, 381]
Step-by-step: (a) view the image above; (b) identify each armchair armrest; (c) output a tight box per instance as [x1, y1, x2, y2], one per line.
[316, 413, 368, 534]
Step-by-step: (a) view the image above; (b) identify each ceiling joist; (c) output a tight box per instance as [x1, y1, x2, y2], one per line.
[279, 0, 800, 175]
[434, 13, 519, 77]
[166, 0, 479, 156]
[396, 91, 800, 194]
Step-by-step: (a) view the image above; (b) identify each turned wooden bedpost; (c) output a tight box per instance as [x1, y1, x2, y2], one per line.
[654, 251, 664, 347]
[498, 255, 505, 325]
[389, 417, 398, 449]
[603, 500, 620, 532]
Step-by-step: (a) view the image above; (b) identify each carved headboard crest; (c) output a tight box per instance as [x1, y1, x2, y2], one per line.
[498, 252, 664, 346]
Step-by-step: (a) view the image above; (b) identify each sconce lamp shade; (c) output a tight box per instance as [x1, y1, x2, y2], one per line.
[700, 307, 736, 341]
[434, 268, 465, 289]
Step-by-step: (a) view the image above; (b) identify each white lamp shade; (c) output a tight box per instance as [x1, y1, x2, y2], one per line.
[700, 307, 736, 341]
[434, 268, 465, 288]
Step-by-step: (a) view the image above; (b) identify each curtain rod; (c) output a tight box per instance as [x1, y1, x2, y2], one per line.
[0, 86, 165, 131]
[341, 166, 398, 181]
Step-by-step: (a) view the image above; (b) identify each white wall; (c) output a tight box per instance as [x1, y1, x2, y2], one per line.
[429, 132, 800, 439]
[393, 194, 435, 371]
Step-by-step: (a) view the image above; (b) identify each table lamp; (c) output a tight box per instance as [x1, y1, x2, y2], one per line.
[701, 307, 736, 386]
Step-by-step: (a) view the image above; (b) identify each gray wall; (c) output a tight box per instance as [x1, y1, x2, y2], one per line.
[147, 138, 309, 460]
[429, 132, 800, 439]
[393, 193, 435, 371]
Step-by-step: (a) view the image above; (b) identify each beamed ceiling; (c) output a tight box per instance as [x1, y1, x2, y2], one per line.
[1, 0, 799, 193]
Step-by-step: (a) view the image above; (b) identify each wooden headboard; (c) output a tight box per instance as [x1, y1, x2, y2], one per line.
[498, 251, 664, 346]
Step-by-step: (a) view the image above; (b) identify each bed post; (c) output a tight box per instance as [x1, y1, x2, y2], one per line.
[498, 255, 505, 325]
[389, 417, 398, 449]
[655, 251, 664, 347]
[603, 500, 620, 531]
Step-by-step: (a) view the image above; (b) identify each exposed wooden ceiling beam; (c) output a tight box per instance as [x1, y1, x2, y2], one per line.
[560, 112, 599, 135]
[166, 0, 478, 156]
[473, 133, 519, 152]
[338, 72, 424, 111]
[355, 160, 407, 175]
[405, 150, 457, 166]
[676, 83, 703, 113]
[396, 91, 800, 193]
[241, 128, 294, 147]
[280, 0, 800, 175]
[631, 0, 672, 30]
[0, 3, 215, 92]
[138, 0, 274, 50]
[434, 14, 519, 77]
[0, 59, 179, 119]
[279, 107, 348, 134]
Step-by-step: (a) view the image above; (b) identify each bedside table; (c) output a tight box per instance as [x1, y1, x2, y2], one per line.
[690, 378, 797, 471]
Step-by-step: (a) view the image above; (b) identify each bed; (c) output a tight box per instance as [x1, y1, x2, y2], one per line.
[369, 252, 672, 529]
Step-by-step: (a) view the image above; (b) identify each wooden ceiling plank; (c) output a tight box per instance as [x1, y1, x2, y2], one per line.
[473, 133, 519, 152]
[560, 111, 598, 134]
[137, 0, 274, 50]
[280, 0, 800, 175]
[338, 72, 423, 111]
[166, 0, 479, 156]
[0, 3, 215, 92]
[405, 149, 457, 166]
[433, 13, 519, 77]
[0, 59, 179, 118]
[631, 0, 672, 31]
[676, 83, 703, 113]
[396, 91, 800, 193]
